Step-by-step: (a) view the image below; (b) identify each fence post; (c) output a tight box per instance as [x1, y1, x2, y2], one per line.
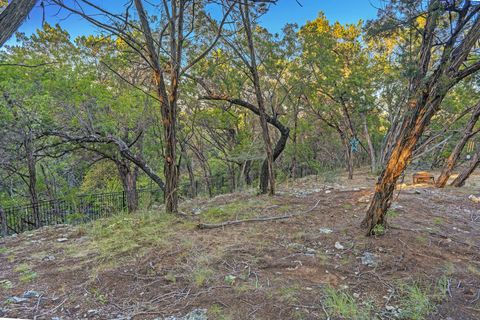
[0, 207, 7, 237]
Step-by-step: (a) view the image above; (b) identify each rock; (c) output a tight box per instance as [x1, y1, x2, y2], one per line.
[391, 203, 403, 209]
[468, 195, 480, 203]
[7, 296, 28, 303]
[319, 228, 333, 234]
[361, 252, 377, 267]
[22, 290, 41, 298]
[353, 292, 360, 298]
[51, 317, 62, 320]
[163, 308, 208, 320]
[334, 242, 344, 250]
[325, 190, 332, 194]
[56, 238, 68, 242]
[384, 305, 402, 317]
[43, 255, 56, 261]
[192, 208, 202, 215]
[87, 309, 99, 317]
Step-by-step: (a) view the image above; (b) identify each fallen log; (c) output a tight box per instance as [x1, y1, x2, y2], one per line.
[197, 199, 323, 229]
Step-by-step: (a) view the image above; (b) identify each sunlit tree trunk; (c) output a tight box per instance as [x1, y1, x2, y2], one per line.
[362, 0, 480, 235]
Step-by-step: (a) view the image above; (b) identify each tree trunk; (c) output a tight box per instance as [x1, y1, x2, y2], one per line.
[362, 92, 448, 235]
[0, 0, 37, 47]
[291, 104, 299, 179]
[241, 0, 275, 195]
[341, 134, 354, 180]
[25, 134, 40, 228]
[436, 101, 480, 187]
[186, 156, 196, 198]
[135, 0, 179, 213]
[451, 152, 480, 187]
[228, 164, 236, 192]
[361, 112, 377, 173]
[243, 160, 252, 186]
[117, 162, 139, 212]
[0, 207, 7, 237]
[362, 0, 480, 235]
[259, 123, 290, 194]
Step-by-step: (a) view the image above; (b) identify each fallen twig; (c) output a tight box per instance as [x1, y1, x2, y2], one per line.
[197, 199, 323, 229]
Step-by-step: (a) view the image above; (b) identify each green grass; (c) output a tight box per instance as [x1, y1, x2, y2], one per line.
[323, 287, 371, 320]
[14, 264, 37, 283]
[200, 200, 260, 223]
[0, 279, 13, 291]
[208, 304, 233, 320]
[372, 223, 386, 236]
[85, 210, 194, 262]
[387, 209, 399, 218]
[278, 286, 301, 304]
[192, 266, 215, 287]
[398, 278, 448, 320]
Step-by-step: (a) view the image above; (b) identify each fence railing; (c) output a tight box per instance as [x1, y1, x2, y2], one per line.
[0, 189, 163, 236]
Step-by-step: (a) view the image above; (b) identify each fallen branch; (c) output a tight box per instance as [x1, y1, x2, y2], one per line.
[390, 225, 480, 249]
[197, 199, 323, 229]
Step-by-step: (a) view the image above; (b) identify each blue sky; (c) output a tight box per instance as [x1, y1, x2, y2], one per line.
[10, 0, 381, 43]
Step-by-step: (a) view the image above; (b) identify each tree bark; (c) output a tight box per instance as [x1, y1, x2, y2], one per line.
[0, 0, 37, 47]
[436, 101, 480, 187]
[451, 151, 480, 187]
[117, 161, 139, 212]
[25, 132, 40, 228]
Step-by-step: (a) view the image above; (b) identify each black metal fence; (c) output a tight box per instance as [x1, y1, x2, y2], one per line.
[0, 189, 163, 236]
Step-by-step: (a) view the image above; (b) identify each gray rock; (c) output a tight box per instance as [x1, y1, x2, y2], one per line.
[361, 252, 377, 267]
[319, 228, 333, 234]
[56, 238, 68, 242]
[7, 296, 28, 303]
[43, 255, 56, 261]
[334, 242, 344, 250]
[22, 290, 41, 298]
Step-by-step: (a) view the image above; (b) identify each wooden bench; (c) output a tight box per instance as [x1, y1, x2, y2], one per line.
[412, 171, 435, 184]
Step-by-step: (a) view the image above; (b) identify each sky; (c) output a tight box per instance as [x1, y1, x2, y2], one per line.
[9, 0, 382, 44]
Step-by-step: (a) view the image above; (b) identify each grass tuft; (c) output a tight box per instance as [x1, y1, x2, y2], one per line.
[324, 286, 371, 320]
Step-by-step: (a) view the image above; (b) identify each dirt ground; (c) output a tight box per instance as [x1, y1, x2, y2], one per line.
[1, 169, 479, 319]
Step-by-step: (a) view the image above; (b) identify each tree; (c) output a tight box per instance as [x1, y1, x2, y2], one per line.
[299, 14, 377, 179]
[362, 0, 480, 235]
[49, 0, 235, 213]
[436, 100, 480, 187]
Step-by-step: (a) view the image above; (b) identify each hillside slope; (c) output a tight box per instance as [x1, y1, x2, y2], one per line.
[1, 172, 480, 320]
